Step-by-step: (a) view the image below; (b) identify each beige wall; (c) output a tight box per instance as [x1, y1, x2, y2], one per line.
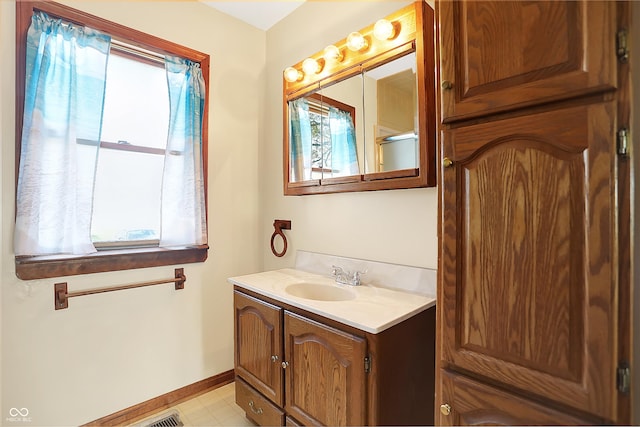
[261, 0, 438, 273]
[1, 1, 265, 424]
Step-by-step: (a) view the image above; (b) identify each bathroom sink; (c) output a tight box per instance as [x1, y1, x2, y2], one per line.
[285, 283, 356, 301]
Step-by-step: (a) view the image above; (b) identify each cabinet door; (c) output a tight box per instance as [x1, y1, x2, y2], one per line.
[438, 370, 594, 425]
[284, 312, 367, 426]
[234, 291, 283, 406]
[438, 102, 620, 420]
[438, 1, 616, 122]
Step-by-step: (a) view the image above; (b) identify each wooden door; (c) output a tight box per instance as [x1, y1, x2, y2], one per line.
[284, 312, 367, 426]
[439, 370, 594, 425]
[438, 101, 620, 420]
[234, 291, 284, 406]
[438, 1, 617, 122]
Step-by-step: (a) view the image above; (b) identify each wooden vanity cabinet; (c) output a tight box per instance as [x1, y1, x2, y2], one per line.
[234, 291, 283, 407]
[234, 288, 436, 426]
[284, 311, 367, 426]
[436, 0, 631, 424]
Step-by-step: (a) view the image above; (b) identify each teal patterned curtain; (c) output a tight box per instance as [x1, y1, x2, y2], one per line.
[161, 56, 207, 246]
[289, 97, 312, 181]
[329, 106, 359, 176]
[15, 11, 111, 255]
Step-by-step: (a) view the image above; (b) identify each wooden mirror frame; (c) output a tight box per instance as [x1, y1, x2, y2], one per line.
[282, 1, 435, 195]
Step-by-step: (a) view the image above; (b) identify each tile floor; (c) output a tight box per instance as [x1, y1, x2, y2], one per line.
[132, 382, 254, 427]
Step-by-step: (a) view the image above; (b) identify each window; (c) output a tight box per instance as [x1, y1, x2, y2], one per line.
[15, 1, 209, 279]
[289, 93, 358, 182]
[306, 94, 357, 179]
[92, 49, 168, 246]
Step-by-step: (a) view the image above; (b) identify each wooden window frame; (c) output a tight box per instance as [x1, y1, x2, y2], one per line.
[14, 0, 210, 280]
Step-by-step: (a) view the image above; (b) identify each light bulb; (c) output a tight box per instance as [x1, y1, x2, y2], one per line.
[323, 45, 343, 62]
[284, 66, 302, 83]
[346, 32, 368, 52]
[302, 58, 321, 75]
[373, 19, 395, 40]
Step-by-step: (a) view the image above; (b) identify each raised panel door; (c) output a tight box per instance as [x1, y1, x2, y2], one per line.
[438, 101, 620, 420]
[284, 311, 367, 426]
[438, 370, 594, 425]
[234, 291, 284, 406]
[438, 1, 616, 122]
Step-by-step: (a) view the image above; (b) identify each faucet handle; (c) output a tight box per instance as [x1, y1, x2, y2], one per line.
[352, 270, 366, 285]
[331, 265, 344, 276]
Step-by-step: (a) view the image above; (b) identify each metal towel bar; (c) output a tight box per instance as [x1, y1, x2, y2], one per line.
[54, 268, 186, 310]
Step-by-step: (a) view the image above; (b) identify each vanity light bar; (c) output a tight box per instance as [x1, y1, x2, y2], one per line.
[282, 2, 418, 92]
[346, 31, 368, 52]
[323, 45, 343, 63]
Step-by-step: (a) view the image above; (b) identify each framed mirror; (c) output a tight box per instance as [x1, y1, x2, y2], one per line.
[283, 1, 435, 195]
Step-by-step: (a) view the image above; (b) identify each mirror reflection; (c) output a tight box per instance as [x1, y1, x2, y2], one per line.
[289, 75, 364, 183]
[288, 52, 418, 182]
[363, 52, 417, 173]
[317, 74, 364, 181]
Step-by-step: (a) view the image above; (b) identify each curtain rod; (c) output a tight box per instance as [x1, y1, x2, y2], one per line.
[110, 39, 166, 65]
[33, 11, 166, 65]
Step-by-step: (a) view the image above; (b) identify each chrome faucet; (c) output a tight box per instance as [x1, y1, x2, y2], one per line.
[331, 265, 364, 286]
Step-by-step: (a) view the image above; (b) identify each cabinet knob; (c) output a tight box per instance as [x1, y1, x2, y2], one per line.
[281, 361, 289, 369]
[441, 80, 453, 90]
[443, 157, 454, 168]
[440, 403, 451, 416]
[271, 355, 279, 362]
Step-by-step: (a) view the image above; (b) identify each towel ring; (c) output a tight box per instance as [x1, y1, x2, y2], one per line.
[270, 219, 291, 257]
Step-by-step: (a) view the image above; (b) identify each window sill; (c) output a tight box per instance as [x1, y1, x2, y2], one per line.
[15, 245, 208, 280]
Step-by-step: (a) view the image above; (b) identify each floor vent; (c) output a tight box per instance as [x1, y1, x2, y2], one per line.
[140, 410, 183, 427]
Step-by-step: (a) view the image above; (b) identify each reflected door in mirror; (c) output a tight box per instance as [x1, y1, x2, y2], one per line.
[363, 52, 418, 173]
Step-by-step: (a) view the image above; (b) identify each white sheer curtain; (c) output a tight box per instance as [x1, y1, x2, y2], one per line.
[15, 12, 110, 256]
[160, 56, 207, 247]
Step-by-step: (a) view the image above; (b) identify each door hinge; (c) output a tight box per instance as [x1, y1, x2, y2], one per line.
[364, 356, 371, 373]
[617, 29, 629, 62]
[617, 128, 629, 157]
[617, 361, 630, 393]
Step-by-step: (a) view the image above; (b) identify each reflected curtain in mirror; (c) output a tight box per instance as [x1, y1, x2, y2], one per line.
[289, 97, 312, 182]
[328, 106, 359, 177]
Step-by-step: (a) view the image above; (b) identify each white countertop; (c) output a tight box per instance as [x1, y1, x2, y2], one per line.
[228, 268, 436, 334]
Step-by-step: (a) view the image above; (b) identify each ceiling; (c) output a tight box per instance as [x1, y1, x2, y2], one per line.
[201, 1, 306, 31]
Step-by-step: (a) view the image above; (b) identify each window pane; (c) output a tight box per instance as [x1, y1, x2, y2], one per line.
[100, 53, 169, 149]
[92, 51, 169, 243]
[92, 149, 163, 242]
[309, 110, 330, 179]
